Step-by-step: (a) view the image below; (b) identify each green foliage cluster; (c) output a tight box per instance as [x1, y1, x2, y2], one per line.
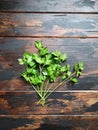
[18, 41, 84, 106]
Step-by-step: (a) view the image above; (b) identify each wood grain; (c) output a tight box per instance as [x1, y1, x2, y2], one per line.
[0, 13, 98, 37]
[0, 0, 98, 13]
[0, 0, 98, 129]
[0, 115, 98, 130]
[0, 38, 98, 91]
[0, 91, 98, 115]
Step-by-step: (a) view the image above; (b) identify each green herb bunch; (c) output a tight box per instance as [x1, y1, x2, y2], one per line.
[18, 41, 84, 106]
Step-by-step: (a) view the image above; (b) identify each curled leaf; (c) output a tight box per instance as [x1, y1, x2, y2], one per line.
[60, 53, 67, 61]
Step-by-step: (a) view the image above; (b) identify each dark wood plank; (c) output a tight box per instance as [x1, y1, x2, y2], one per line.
[0, 13, 98, 37]
[0, 91, 98, 115]
[0, 0, 98, 12]
[0, 115, 98, 130]
[0, 38, 98, 91]
[0, 1, 97, 129]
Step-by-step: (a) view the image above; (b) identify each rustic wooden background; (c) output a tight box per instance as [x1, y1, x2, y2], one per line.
[0, 0, 98, 130]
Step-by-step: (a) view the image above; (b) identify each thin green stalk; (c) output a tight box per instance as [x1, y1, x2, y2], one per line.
[43, 82, 54, 98]
[39, 65, 43, 96]
[44, 77, 71, 100]
[40, 83, 44, 97]
[42, 64, 45, 71]
[44, 72, 76, 100]
[44, 81, 64, 100]
[39, 65, 42, 75]
[37, 98, 45, 106]
[37, 85, 40, 92]
[32, 85, 43, 98]
[29, 80, 43, 99]
[43, 79, 49, 97]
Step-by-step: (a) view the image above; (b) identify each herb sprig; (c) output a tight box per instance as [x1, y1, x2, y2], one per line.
[18, 41, 84, 106]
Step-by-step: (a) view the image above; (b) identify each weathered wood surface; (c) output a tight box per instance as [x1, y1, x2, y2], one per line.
[0, 0, 98, 129]
[0, 38, 98, 91]
[0, 0, 98, 13]
[0, 13, 98, 37]
[0, 115, 98, 130]
[0, 91, 98, 115]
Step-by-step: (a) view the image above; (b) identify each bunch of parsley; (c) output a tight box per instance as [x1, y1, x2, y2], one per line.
[18, 41, 84, 106]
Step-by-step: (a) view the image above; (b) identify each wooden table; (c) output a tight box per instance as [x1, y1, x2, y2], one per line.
[0, 0, 98, 129]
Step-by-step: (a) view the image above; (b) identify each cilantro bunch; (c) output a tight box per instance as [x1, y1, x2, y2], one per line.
[18, 41, 84, 106]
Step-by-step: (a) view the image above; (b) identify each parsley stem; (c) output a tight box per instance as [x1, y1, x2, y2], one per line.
[39, 65, 42, 75]
[43, 79, 49, 97]
[40, 83, 44, 97]
[44, 77, 71, 100]
[44, 71, 76, 100]
[43, 82, 54, 98]
[29, 80, 43, 99]
[37, 98, 45, 106]
[44, 82, 63, 100]
[32, 85, 43, 98]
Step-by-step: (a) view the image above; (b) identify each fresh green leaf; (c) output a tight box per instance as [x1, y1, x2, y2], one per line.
[25, 56, 32, 64]
[49, 75, 56, 82]
[35, 57, 43, 64]
[66, 64, 70, 70]
[26, 68, 32, 73]
[79, 61, 84, 67]
[42, 70, 48, 76]
[70, 78, 78, 83]
[45, 53, 52, 59]
[52, 50, 61, 57]
[60, 53, 67, 61]
[21, 72, 29, 81]
[30, 75, 44, 86]
[26, 68, 38, 75]
[40, 47, 48, 56]
[29, 61, 36, 68]
[39, 75, 46, 81]
[54, 57, 60, 61]
[23, 52, 31, 59]
[45, 58, 52, 65]
[60, 66, 67, 72]
[74, 64, 78, 71]
[32, 54, 44, 64]
[35, 41, 43, 50]
[18, 58, 24, 65]
[78, 61, 84, 71]
[67, 71, 71, 77]
[32, 53, 39, 60]
[76, 71, 82, 77]
[62, 75, 67, 79]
